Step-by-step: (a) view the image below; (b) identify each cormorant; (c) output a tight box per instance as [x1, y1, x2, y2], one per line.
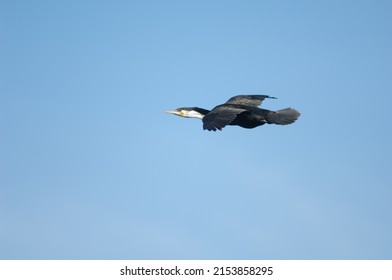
[165, 95, 300, 131]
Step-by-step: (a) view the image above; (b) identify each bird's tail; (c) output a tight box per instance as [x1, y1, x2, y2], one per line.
[267, 108, 300, 125]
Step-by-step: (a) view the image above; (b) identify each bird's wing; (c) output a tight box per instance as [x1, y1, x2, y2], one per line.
[225, 95, 277, 107]
[202, 106, 246, 131]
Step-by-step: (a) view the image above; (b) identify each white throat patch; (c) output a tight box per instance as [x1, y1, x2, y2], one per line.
[183, 110, 204, 119]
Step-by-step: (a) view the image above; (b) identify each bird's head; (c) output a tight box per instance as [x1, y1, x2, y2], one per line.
[164, 107, 209, 119]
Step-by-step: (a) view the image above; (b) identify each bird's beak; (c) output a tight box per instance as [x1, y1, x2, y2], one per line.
[165, 109, 182, 116]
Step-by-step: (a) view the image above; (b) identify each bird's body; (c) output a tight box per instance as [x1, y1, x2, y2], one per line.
[165, 95, 300, 131]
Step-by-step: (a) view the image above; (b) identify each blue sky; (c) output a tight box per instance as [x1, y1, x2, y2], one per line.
[1, 0, 391, 259]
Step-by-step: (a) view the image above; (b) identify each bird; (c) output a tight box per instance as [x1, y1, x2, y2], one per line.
[165, 95, 300, 131]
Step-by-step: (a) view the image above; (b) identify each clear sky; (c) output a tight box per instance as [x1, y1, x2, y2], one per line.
[1, 0, 391, 259]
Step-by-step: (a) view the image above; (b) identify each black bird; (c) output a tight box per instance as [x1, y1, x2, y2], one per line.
[165, 95, 300, 131]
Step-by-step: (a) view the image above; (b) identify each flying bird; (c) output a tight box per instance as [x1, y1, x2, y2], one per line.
[165, 95, 300, 131]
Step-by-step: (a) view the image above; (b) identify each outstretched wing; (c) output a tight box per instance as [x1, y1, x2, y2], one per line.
[225, 95, 277, 107]
[202, 106, 246, 131]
